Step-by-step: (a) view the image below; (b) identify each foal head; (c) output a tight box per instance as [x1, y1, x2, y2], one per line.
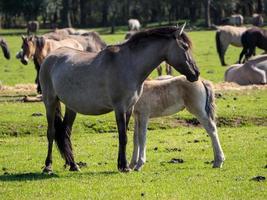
[19, 35, 37, 65]
[165, 25, 199, 82]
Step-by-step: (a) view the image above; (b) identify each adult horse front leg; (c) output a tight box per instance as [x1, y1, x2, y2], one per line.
[239, 47, 248, 63]
[115, 109, 131, 172]
[43, 100, 57, 174]
[33, 57, 41, 94]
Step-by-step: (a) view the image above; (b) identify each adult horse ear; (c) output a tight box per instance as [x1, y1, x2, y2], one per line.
[179, 22, 186, 36]
[174, 22, 186, 38]
[21, 35, 26, 41]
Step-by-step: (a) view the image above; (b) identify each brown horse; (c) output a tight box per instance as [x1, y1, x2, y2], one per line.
[239, 27, 267, 63]
[39, 26, 199, 173]
[0, 37, 10, 59]
[17, 36, 83, 93]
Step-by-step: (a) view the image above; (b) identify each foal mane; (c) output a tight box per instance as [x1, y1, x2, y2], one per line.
[126, 27, 192, 49]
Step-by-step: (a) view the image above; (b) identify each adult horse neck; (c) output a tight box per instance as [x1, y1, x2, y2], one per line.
[40, 26, 200, 173]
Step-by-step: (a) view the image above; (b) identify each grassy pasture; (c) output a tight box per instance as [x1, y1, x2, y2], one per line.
[0, 29, 266, 200]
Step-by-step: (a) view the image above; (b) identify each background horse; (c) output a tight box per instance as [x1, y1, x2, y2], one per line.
[229, 14, 244, 26]
[215, 25, 247, 66]
[18, 36, 84, 93]
[128, 19, 141, 31]
[239, 27, 267, 63]
[225, 54, 267, 85]
[252, 13, 264, 27]
[0, 37, 10, 59]
[39, 26, 199, 174]
[27, 21, 39, 35]
[130, 75, 225, 171]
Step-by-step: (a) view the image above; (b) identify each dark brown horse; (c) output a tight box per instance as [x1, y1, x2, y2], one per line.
[239, 27, 267, 63]
[0, 37, 10, 59]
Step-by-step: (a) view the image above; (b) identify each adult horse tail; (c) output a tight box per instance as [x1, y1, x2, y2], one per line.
[0, 38, 11, 59]
[215, 30, 223, 65]
[54, 101, 74, 165]
[202, 80, 216, 121]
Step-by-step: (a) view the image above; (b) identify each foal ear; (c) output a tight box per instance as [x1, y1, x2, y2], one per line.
[21, 35, 26, 41]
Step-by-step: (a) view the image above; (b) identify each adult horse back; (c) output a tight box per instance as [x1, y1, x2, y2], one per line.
[215, 25, 247, 66]
[39, 25, 200, 173]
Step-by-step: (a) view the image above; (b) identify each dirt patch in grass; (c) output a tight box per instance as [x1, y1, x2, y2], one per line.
[214, 82, 267, 91]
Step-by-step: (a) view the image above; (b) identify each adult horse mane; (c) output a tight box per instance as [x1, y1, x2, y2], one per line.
[0, 37, 10, 59]
[127, 26, 192, 49]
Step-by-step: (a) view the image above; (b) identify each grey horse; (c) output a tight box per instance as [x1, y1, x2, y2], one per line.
[39, 25, 200, 174]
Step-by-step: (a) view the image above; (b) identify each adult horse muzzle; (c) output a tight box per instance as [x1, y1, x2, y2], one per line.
[20, 56, 29, 65]
[185, 61, 200, 82]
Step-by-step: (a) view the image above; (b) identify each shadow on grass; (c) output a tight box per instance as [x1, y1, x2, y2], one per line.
[0, 172, 59, 182]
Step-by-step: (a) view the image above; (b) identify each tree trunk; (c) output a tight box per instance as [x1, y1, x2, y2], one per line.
[62, 0, 72, 27]
[204, 0, 211, 27]
[80, 0, 87, 26]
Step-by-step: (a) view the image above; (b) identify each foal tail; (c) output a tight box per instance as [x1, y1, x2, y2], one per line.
[215, 31, 222, 61]
[202, 80, 216, 121]
[54, 102, 74, 165]
[0, 38, 11, 60]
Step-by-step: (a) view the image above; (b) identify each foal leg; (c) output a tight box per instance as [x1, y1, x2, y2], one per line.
[63, 107, 79, 171]
[165, 63, 172, 75]
[197, 115, 225, 168]
[129, 116, 140, 169]
[43, 100, 57, 174]
[115, 110, 130, 172]
[135, 116, 149, 171]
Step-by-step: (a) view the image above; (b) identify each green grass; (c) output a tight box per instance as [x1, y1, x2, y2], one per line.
[0, 29, 266, 200]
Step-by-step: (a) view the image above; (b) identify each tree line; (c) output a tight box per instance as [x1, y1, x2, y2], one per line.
[0, 0, 266, 29]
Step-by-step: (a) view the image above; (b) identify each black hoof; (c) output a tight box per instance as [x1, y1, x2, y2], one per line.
[69, 164, 80, 172]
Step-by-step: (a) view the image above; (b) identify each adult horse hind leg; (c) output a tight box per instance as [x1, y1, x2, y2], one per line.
[62, 107, 79, 171]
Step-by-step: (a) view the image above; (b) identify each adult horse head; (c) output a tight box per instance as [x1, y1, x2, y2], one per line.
[18, 35, 37, 65]
[0, 38, 10, 59]
[165, 24, 199, 81]
[127, 23, 199, 82]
